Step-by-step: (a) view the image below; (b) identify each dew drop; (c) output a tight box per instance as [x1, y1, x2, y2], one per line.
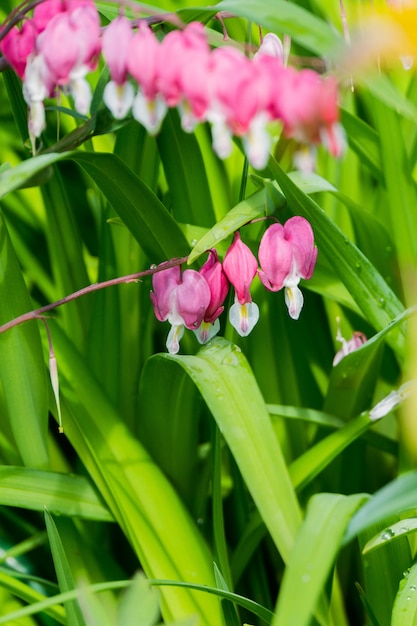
[380, 529, 395, 540]
[386, 245, 392, 254]
[410, 585, 416, 592]
[301, 574, 311, 584]
[378, 298, 385, 308]
[150, 264, 157, 270]
[191, 239, 198, 247]
[407, 596, 412, 601]
[355, 262, 361, 271]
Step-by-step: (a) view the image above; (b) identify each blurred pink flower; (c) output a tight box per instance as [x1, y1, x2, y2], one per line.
[333, 326, 367, 366]
[102, 15, 134, 119]
[1, 21, 37, 78]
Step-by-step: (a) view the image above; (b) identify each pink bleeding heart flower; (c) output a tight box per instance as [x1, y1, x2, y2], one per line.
[37, 2, 101, 114]
[1, 20, 37, 79]
[150, 265, 211, 354]
[127, 21, 167, 134]
[258, 216, 317, 320]
[194, 249, 229, 344]
[102, 15, 134, 119]
[223, 232, 259, 337]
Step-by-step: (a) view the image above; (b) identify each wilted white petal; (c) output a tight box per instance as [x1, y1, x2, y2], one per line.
[369, 380, 417, 421]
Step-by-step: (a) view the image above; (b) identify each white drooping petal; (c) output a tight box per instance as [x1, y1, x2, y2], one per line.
[103, 80, 135, 119]
[166, 324, 184, 355]
[70, 75, 92, 115]
[194, 318, 220, 345]
[284, 285, 304, 320]
[132, 91, 167, 135]
[28, 100, 46, 139]
[229, 299, 259, 337]
[243, 112, 271, 170]
[209, 112, 233, 160]
[178, 101, 199, 133]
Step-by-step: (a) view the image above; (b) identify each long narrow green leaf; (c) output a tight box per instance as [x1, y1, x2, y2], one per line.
[0, 467, 112, 521]
[0, 215, 49, 469]
[345, 471, 417, 543]
[160, 337, 302, 563]
[45, 511, 87, 626]
[392, 562, 417, 626]
[70, 152, 190, 262]
[272, 493, 366, 626]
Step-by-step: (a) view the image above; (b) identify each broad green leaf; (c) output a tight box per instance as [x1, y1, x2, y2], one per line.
[266, 160, 406, 359]
[392, 563, 417, 626]
[160, 337, 302, 563]
[215, 0, 343, 57]
[0, 215, 49, 469]
[45, 511, 87, 626]
[0, 467, 112, 521]
[137, 360, 200, 507]
[70, 152, 190, 262]
[345, 471, 417, 543]
[272, 493, 366, 626]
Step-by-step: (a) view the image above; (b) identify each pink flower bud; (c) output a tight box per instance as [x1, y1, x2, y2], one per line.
[223, 233, 259, 336]
[223, 232, 258, 305]
[199, 250, 229, 324]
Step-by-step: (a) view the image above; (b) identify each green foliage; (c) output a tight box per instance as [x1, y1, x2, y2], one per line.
[0, 0, 417, 625]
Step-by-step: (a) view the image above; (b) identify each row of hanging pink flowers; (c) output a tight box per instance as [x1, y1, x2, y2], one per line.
[150, 217, 318, 354]
[1, 0, 345, 169]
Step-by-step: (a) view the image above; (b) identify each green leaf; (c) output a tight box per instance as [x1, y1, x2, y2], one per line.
[70, 152, 190, 262]
[157, 110, 216, 227]
[188, 185, 284, 263]
[0, 467, 112, 521]
[159, 337, 302, 563]
[0, 215, 49, 469]
[45, 511, 87, 626]
[272, 493, 367, 626]
[392, 563, 417, 626]
[363, 518, 417, 554]
[0, 152, 68, 199]
[117, 573, 160, 626]
[340, 109, 383, 184]
[215, 0, 342, 57]
[345, 471, 417, 543]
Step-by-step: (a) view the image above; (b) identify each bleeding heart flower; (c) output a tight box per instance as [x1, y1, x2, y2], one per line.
[223, 232, 259, 337]
[194, 249, 229, 344]
[150, 265, 211, 354]
[258, 216, 317, 320]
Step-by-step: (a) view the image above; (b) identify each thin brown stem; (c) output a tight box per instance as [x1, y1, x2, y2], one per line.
[0, 256, 188, 335]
